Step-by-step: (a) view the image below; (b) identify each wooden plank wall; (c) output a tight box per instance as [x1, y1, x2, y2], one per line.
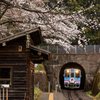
[0, 37, 27, 100]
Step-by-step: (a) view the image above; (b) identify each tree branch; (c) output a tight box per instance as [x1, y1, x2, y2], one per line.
[0, 6, 8, 19]
[0, 19, 23, 25]
[0, 0, 70, 15]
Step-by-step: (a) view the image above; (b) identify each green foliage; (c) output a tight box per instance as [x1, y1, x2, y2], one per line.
[34, 87, 42, 99]
[86, 91, 100, 100]
[85, 91, 95, 100]
[49, 0, 57, 3]
[34, 87, 42, 95]
[95, 92, 100, 100]
[86, 91, 92, 96]
[52, 90, 59, 93]
[92, 71, 100, 96]
[35, 64, 43, 71]
[61, 0, 100, 45]
[74, 7, 81, 11]
[97, 82, 100, 90]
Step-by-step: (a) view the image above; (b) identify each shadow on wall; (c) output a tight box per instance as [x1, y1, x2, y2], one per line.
[59, 62, 86, 89]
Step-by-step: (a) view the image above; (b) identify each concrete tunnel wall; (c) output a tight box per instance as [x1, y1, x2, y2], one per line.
[59, 62, 86, 89]
[44, 53, 100, 91]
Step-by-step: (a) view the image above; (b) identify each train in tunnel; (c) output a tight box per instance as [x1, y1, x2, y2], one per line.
[63, 68, 81, 88]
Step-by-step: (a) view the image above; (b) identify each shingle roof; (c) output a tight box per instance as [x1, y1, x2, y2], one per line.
[0, 27, 42, 45]
[30, 44, 50, 60]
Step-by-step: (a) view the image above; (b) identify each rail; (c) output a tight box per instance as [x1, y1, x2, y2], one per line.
[38, 45, 100, 53]
[0, 86, 8, 100]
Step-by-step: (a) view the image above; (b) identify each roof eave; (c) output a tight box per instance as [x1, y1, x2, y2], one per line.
[29, 44, 51, 60]
[0, 27, 42, 45]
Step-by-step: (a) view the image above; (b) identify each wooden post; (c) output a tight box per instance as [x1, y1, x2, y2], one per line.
[26, 49, 31, 100]
[0, 89, 1, 100]
[26, 34, 30, 48]
[3, 87, 4, 100]
[6, 88, 8, 100]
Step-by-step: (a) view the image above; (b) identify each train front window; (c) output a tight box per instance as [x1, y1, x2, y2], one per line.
[75, 72, 80, 78]
[65, 72, 69, 77]
[71, 73, 74, 77]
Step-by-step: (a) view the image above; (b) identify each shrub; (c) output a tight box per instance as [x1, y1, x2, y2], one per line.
[35, 64, 42, 71]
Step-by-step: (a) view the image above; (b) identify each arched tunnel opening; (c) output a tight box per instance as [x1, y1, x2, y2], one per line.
[59, 62, 86, 89]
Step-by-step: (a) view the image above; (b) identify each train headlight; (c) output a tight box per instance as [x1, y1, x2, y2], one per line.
[66, 70, 70, 73]
[75, 70, 79, 73]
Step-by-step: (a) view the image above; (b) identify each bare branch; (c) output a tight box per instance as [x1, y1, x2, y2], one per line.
[0, 0, 70, 15]
[0, 19, 23, 25]
[0, 6, 8, 19]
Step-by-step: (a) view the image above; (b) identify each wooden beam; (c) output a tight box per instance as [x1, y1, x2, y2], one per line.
[0, 27, 40, 44]
[0, 89, 1, 100]
[26, 34, 30, 48]
[32, 59, 44, 63]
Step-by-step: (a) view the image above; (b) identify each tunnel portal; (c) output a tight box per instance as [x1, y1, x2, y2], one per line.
[59, 62, 86, 89]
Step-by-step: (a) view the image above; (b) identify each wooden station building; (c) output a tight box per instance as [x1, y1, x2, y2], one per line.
[0, 27, 50, 100]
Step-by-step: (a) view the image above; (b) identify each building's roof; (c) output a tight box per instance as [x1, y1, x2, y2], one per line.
[0, 27, 42, 45]
[30, 44, 50, 63]
[0, 27, 51, 62]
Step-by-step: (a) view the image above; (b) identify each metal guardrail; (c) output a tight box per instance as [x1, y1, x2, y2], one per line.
[36, 81, 59, 93]
[38, 45, 100, 53]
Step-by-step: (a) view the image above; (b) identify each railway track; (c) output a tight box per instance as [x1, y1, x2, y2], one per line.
[62, 89, 93, 100]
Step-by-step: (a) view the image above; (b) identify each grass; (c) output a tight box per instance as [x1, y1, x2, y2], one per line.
[34, 87, 42, 100]
[35, 64, 43, 71]
[86, 91, 96, 100]
[86, 91, 100, 100]
[95, 92, 100, 100]
[52, 90, 59, 93]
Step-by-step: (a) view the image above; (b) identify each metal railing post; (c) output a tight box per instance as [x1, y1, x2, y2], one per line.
[99, 46, 100, 53]
[94, 45, 96, 53]
[56, 85, 57, 93]
[84, 45, 86, 53]
[57, 46, 58, 53]
[66, 47, 68, 53]
[37, 82, 39, 94]
[75, 45, 77, 53]
[47, 46, 49, 51]
[48, 81, 50, 92]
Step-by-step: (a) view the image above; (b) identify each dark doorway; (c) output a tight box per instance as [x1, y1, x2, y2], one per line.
[59, 62, 86, 89]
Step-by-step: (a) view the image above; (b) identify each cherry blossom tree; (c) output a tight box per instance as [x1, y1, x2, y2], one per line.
[0, 0, 100, 48]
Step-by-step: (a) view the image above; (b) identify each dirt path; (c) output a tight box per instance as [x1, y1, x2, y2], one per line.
[62, 89, 93, 100]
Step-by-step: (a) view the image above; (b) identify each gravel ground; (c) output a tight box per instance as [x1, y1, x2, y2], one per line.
[62, 89, 93, 100]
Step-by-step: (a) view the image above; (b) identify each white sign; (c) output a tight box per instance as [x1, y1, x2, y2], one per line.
[1, 84, 9, 88]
